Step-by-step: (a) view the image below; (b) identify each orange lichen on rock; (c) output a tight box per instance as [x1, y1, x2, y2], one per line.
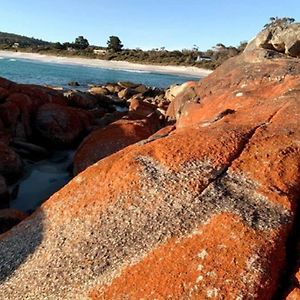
[0, 49, 300, 299]
[90, 214, 285, 300]
[73, 116, 160, 175]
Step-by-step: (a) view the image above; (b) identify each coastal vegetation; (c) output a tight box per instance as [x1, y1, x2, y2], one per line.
[0, 31, 246, 70]
[107, 36, 124, 52]
[264, 16, 295, 29]
[0, 31, 49, 47]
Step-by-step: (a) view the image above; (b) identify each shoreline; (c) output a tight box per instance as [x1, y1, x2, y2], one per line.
[0, 50, 212, 78]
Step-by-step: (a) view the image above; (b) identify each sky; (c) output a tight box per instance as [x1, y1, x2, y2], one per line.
[0, 0, 300, 51]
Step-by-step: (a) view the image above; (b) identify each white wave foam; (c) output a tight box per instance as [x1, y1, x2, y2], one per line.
[9, 58, 17, 61]
[121, 69, 150, 74]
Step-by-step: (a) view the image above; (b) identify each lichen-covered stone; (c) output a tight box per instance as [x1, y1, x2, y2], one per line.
[1, 48, 300, 299]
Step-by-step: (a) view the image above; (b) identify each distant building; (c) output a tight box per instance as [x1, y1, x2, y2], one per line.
[196, 55, 212, 62]
[93, 49, 107, 55]
[12, 42, 19, 49]
[67, 47, 76, 52]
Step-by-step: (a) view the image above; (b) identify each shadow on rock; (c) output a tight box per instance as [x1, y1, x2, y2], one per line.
[0, 210, 44, 284]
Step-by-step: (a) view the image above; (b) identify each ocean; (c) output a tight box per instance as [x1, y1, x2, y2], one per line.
[0, 56, 200, 89]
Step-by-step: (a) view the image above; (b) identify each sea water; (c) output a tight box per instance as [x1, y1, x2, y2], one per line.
[0, 56, 199, 89]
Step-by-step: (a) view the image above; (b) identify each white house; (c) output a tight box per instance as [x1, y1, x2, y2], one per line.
[196, 55, 212, 62]
[93, 49, 107, 55]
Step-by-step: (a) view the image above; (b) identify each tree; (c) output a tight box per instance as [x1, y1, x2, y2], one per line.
[237, 41, 248, 52]
[52, 42, 64, 50]
[74, 36, 89, 50]
[264, 17, 295, 29]
[107, 36, 123, 52]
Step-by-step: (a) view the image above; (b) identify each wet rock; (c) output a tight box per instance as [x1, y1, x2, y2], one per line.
[35, 103, 93, 146]
[68, 81, 80, 87]
[0, 209, 28, 234]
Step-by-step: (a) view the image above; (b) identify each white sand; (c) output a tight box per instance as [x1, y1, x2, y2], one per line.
[0, 50, 212, 78]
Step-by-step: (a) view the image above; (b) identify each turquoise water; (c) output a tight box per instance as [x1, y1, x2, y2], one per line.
[0, 56, 199, 88]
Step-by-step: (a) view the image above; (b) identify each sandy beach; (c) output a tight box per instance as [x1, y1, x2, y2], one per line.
[0, 50, 212, 78]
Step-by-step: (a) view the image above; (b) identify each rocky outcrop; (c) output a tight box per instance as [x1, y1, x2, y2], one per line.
[245, 22, 300, 57]
[165, 81, 196, 102]
[64, 90, 98, 109]
[35, 103, 93, 146]
[0, 76, 173, 216]
[0, 47, 300, 299]
[88, 86, 110, 96]
[128, 98, 158, 119]
[165, 81, 199, 121]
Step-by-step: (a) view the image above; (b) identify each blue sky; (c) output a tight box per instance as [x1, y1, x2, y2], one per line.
[0, 0, 299, 50]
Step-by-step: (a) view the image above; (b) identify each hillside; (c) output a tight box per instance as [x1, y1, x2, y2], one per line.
[0, 31, 50, 47]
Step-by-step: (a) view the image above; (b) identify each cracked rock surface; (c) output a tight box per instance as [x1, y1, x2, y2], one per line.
[1, 49, 300, 299]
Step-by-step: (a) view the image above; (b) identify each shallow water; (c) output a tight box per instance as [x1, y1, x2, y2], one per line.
[10, 150, 74, 212]
[0, 56, 199, 89]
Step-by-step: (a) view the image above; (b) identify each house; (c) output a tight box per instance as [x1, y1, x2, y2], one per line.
[196, 55, 212, 62]
[93, 49, 107, 55]
[12, 42, 19, 49]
